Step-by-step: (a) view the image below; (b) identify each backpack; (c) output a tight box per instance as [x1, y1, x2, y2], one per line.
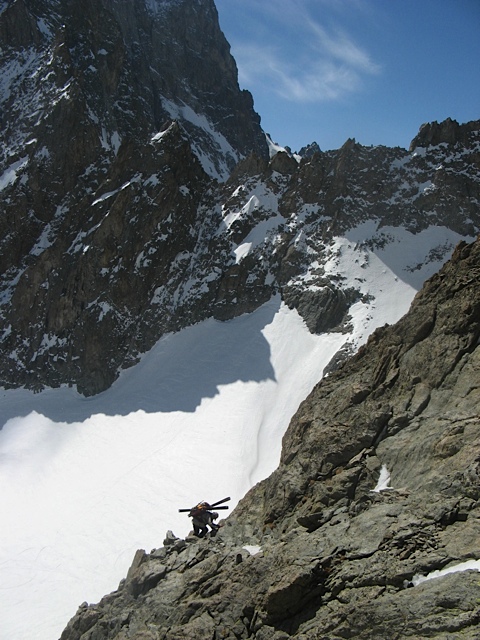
[189, 502, 210, 518]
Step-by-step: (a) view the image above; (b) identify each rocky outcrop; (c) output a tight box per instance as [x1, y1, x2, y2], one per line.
[409, 118, 479, 150]
[282, 284, 361, 334]
[60, 237, 480, 638]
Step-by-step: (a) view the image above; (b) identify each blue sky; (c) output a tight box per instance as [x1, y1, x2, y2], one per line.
[215, 0, 480, 152]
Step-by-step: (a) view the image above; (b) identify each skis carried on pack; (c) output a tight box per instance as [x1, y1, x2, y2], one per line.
[210, 496, 231, 508]
[178, 496, 231, 513]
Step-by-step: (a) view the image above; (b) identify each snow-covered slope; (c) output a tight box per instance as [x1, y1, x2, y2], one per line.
[0, 219, 470, 639]
[0, 298, 341, 640]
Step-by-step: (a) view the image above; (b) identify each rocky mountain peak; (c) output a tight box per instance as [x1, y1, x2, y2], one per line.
[0, 0, 272, 395]
[298, 140, 321, 158]
[0, 0, 268, 180]
[409, 117, 479, 150]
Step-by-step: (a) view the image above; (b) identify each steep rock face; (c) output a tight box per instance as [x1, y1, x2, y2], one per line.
[0, 0, 267, 394]
[1, 113, 479, 394]
[0, 0, 267, 181]
[0, 0, 267, 267]
[6, 123, 210, 394]
[0, 3, 479, 396]
[60, 237, 480, 638]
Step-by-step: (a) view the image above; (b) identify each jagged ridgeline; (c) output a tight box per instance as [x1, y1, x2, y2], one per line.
[0, 0, 479, 396]
[61, 238, 480, 638]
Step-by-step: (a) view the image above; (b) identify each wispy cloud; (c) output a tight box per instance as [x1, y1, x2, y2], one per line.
[229, 0, 381, 103]
[308, 22, 380, 75]
[235, 44, 367, 102]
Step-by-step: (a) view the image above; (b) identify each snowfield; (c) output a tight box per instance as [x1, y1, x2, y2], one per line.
[0, 226, 470, 640]
[1, 297, 346, 640]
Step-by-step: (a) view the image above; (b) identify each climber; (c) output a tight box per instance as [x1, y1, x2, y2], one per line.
[188, 501, 220, 537]
[178, 496, 230, 537]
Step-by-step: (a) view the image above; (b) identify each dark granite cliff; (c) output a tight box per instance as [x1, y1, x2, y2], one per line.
[0, 0, 268, 394]
[61, 237, 480, 638]
[1, 106, 478, 394]
[1, 2, 479, 396]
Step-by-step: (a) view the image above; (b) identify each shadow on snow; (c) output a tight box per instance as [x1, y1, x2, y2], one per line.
[0, 298, 280, 427]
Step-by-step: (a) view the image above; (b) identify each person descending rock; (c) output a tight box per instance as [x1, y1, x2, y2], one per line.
[179, 497, 230, 538]
[189, 501, 219, 537]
